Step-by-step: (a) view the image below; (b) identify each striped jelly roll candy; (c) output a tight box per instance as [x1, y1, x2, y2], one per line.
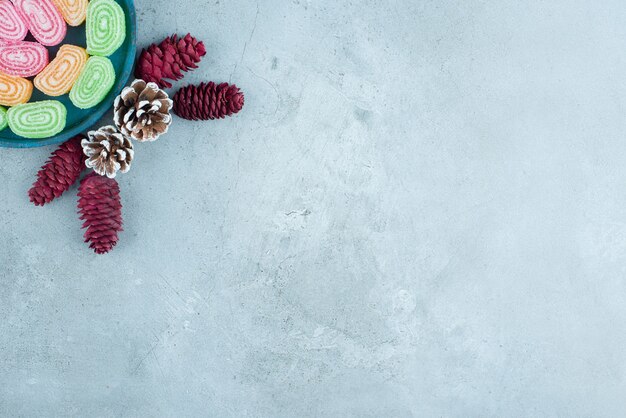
[69, 56, 115, 109]
[13, 0, 67, 46]
[0, 71, 33, 106]
[0, 41, 49, 77]
[51, 0, 88, 26]
[35, 45, 88, 96]
[7, 100, 67, 139]
[0, 106, 7, 131]
[86, 0, 126, 56]
[0, 0, 29, 41]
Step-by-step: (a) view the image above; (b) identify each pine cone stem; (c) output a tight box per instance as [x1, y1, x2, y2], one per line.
[77, 172, 123, 254]
[28, 135, 86, 206]
[173, 82, 244, 121]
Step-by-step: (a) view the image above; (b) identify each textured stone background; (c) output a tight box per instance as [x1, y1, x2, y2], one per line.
[2, 0, 626, 416]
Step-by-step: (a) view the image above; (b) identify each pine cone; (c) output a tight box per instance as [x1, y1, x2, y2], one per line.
[28, 135, 86, 206]
[82, 126, 134, 178]
[173, 82, 244, 121]
[77, 172, 123, 254]
[135, 33, 206, 88]
[114, 79, 173, 142]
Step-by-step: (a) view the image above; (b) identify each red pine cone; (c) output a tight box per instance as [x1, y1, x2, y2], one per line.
[173, 82, 244, 121]
[135, 33, 207, 88]
[28, 135, 86, 206]
[77, 173, 123, 254]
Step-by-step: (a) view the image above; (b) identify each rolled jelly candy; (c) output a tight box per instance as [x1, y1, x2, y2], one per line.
[86, 0, 125, 56]
[51, 0, 87, 26]
[0, 0, 29, 41]
[14, 0, 67, 46]
[7, 100, 67, 139]
[0, 106, 7, 131]
[0, 41, 48, 77]
[0, 70, 33, 106]
[69, 56, 115, 109]
[35, 44, 88, 96]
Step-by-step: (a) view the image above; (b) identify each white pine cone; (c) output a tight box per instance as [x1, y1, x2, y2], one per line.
[82, 126, 134, 178]
[114, 79, 173, 142]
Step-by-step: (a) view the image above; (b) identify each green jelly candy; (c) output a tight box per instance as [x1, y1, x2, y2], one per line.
[0, 106, 7, 131]
[8, 100, 66, 139]
[69, 56, 115, 109]
[86, 0, 126, 56]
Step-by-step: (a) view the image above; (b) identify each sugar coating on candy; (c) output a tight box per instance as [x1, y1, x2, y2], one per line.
[51, 0, 87, 26]
[69, 56, 115, 109]
[0, 0, 29, 41]
[0, 41, 49, 77]
[14, 0, 67, 46]
[0, 70, 33, 106]
[0, 106, 7, 131]
[35, 44, 87, 96]
[8, 100, 66, 139]
[86, 0, 125, 56]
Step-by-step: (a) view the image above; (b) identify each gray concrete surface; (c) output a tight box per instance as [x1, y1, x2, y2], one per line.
[2, 0, 626, 416]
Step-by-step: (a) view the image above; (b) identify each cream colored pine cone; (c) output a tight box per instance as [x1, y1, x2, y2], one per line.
[114, 79, 173, 142]
[82, 126, 134, 178]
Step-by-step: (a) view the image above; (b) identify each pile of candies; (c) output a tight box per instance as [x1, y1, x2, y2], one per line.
[0, 0, 125, 138]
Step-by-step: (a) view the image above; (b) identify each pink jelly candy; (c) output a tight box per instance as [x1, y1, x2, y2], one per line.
[13, 0, 66, 46]
[0, 41, 48, 77]
[0, 1, 29, 41]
